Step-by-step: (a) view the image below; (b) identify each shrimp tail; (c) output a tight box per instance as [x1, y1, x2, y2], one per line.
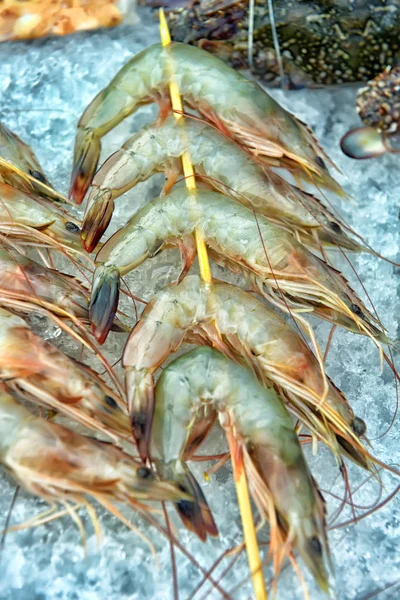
[89, 264, 120, 344]
[126, 369, 155, 463]
[160, 460, 218, 542]
[70, 128, 101, 204]
[81, 189, 114, 252]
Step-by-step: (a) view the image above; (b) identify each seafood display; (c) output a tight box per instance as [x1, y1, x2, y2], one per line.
[70, 42, 343, 205]
[0, 25, 398, 600]
[160, 0, 400, 87]
[82, 115, 360, 253]
[121, 275, 369, 469]
[90, 189, 385, 349]
[152, 347, 330, 588]
[0, 389, 185, 527]
[341, 65, 400, 159]
[0, 307, 129, 440]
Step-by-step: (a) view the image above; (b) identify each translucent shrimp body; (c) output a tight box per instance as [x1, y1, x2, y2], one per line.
[0, 389, 186, 518]
[152, 347, 330, 590]
[0, 307, 130, 441]
[0, 183, 81, 251]
[0, 247, 89, 319]
[91, 189, 385, 347]
[70, 42, 342, 204]
[82, 116, 357, 253]
[122, 275, 368, 466]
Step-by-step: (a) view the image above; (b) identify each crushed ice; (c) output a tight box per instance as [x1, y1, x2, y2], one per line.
[0, 8, 399, 600]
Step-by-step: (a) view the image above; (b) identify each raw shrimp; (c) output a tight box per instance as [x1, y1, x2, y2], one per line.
[90, 189, 386, 350]
[152, 347, 330, 590]
[122, 274, 369, 468]
[0, 388, 186, 535]
[0, 245, 89, 319]
[82, 115, 361, 253]
[0, 122, 67, 204]
[70, 42, 343, 204]
[0, 183, 82, 252]
[0, 307, 130, 441]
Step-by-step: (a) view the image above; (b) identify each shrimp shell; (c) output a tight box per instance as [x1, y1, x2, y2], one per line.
[91, 189, 385, 348]
[82, 115, 359, 253]
[152, 347, 330, 590]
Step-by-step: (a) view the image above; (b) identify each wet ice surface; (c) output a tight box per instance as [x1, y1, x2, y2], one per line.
[0, 8, 399, 600]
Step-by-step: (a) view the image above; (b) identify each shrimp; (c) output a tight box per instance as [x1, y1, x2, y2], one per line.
[90, 189, 386, 351]
[0, 183, 82, 252]
[0, 245, 89, 319]
[0, 122, 67, 204]
[0, 307, 130, 441]
[81, 115, 361, 253]
[152, 347, 330, 590]
[70, 42, 343, 204]
[122, 274, 369, 469]
[0, 388, 186, 536]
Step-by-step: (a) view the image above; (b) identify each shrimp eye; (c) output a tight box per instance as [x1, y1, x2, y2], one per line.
[310, 536, 322, 555]
[65, 221, 80, 233]
[29, 169, 47, 183]
[329, 221, 342, 234]
[315, 156, 326, 169]
[104, 395, 118, 409]
[352, 416, 367, 437]
[137, 467, 153, 479]
[351, 303, 363, 316]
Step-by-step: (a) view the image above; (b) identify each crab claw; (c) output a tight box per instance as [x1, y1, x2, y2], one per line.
[89, 264, 120, 344]
[70, 128, 101, 204]
[340, 126, 387, 159]
[81, 188, 114, 252]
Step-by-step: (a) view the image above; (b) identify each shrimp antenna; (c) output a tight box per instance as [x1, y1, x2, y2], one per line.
[162, 502, 179, 600]
[331, 481, 400, 531]
[267, 0, 285, 87]
[0, 485, 20, 565]
[136, 508, 231, 599]
[188, 545, 239, 600]
[360, 578, 400, 599]
[248, 0, 255, 70]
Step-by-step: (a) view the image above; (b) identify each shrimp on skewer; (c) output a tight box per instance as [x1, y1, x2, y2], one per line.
[0, 183, 82, 253]
[0, 307, 130, 441]
[122, 275, 368, 467]
[81, 115, 361, 253]
[152, 347, 330, 590]
[90, 189, 386, 351]
[0, 122, 67, 204]
[0, 246, 89, 320]
[70, 42, 343, 204]
[0, 388, 187, 537]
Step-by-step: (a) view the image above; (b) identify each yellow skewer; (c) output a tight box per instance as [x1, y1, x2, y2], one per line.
[159, 9, 211, 283]
[159, 10, 267, 599]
